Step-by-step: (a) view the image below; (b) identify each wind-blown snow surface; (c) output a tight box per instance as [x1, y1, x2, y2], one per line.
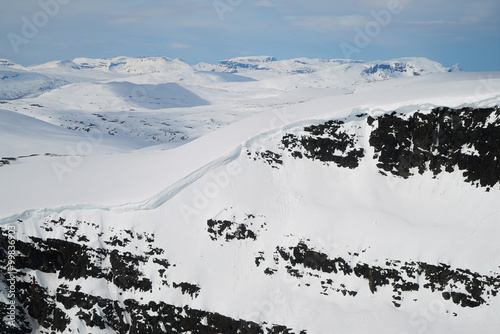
[1, 57, 500, 334]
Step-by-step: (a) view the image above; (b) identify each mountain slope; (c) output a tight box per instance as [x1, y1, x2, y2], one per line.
[0, 69, 68, 100]
[1, 71, 499, 333]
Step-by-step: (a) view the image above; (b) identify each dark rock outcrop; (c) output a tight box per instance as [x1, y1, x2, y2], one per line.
[268, 241, 500, 308]
[251, 106, 500, 189]
[281, 120, 365, 168]
[0, 221, 298, 334]
[368, 106, 500, 188]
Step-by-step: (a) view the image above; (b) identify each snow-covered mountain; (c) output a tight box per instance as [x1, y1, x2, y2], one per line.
[0, 70, 68, 100]
[30, 56, 193, 75]
[198, 55, 453, 77]
[1, 56, 499, 334]
[0, 56, 456, 154]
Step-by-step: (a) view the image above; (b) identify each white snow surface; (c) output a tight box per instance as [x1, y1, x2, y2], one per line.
[1, 56, 500, 334]
[0, 56, 457, 153]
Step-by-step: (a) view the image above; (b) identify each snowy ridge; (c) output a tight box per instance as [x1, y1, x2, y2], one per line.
[29, 56, 193, 75]
[201, 56, 452, 76]
[0, 70, 68, 100]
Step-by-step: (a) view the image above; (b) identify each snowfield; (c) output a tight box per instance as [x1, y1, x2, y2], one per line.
[0, 56, 499, 334]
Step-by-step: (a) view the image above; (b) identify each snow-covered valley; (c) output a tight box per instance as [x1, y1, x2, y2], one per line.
[1, 56, 499, 334]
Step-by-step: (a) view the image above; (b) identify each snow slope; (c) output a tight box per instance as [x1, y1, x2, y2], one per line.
[1, 71, 498, 217]
[0, 69, 68, 100]
[0, 57, 499, 334]
[0, 109, 134, 157]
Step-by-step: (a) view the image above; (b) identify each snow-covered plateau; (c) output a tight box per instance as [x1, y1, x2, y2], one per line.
[0, 56, 499, 334]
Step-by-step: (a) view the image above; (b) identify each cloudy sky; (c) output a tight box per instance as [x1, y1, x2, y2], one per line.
[1, 0, 499, 70]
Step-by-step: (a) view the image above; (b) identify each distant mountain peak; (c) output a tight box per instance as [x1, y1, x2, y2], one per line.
[0, 58, 25, 70]
[205, 56, 451, 77]
[449, 63, 462, 72]
[215, 56, 278, 73]
[64, 56, 192, 74]
[220, 56, 277, 63]
[360, 58, 450, 78]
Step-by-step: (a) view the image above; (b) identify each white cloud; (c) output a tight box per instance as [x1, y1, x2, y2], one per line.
[285, 15, 369, 32]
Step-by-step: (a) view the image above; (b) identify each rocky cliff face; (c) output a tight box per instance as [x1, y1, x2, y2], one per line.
[252, 106, 500, 190]
[0, 219, 300, 334]
[1, 106, 499, 333]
